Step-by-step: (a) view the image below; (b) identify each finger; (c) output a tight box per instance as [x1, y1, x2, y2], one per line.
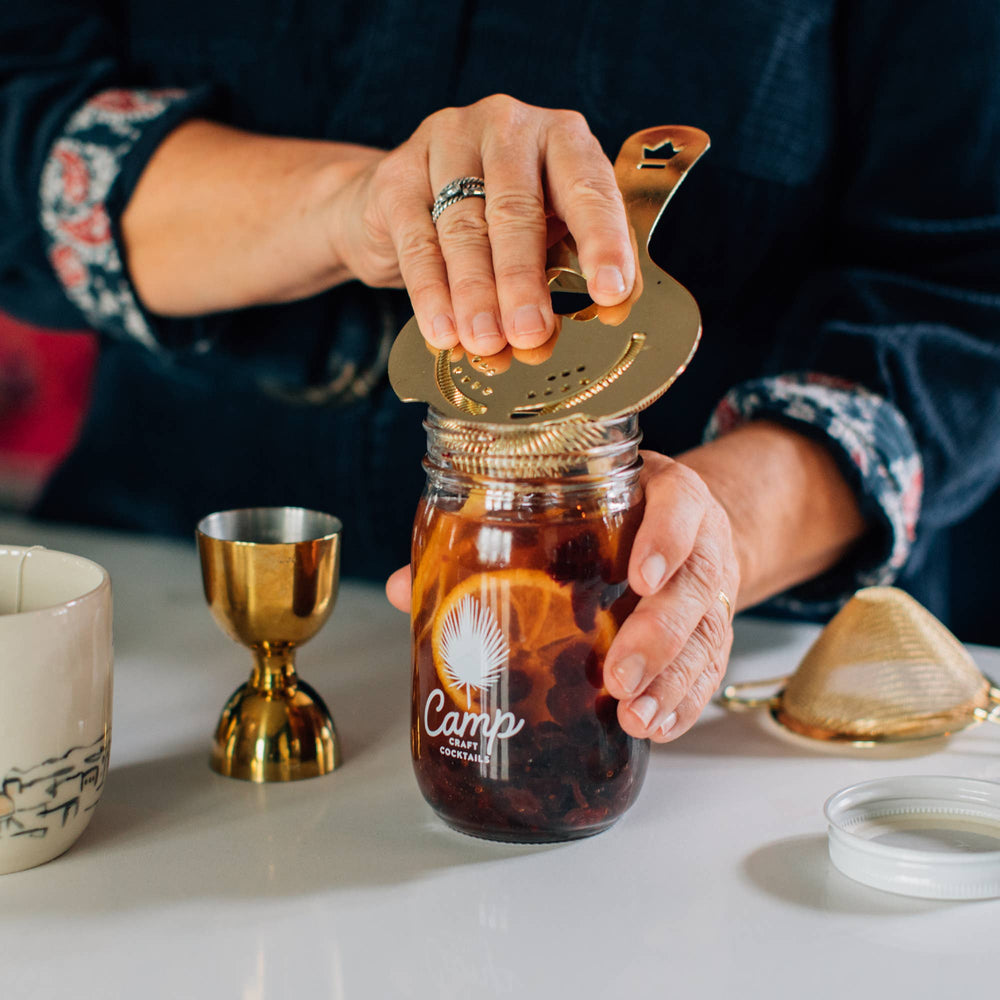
[385, 565, 412, 613]
[543, 111, 634, 305]
[617, 603, 734, 740]
[604, 527, 728, 702]
[510, 325, 560, 366]
[628, 453, 708, 598]
[374, 153, 460, 350]
[646, 624, 735, 743]
[480, 124, 555, 349]
[546, 215, 569, 249]
[429, 144, 505, 356]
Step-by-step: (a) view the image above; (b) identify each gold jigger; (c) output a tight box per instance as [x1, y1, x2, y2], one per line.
[196, 507, 342, 782]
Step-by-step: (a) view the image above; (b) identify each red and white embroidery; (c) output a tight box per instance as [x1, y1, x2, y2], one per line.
[49, 244, 86, 289]
[39, 88, 190, 347]
[88, 89, 184, 116]
[705, 372, 924, 611]
[53, 148, 90, 204]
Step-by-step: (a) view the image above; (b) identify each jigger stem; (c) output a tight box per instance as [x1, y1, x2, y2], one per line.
[250, 645, 298, 693]
[211, 646, 341, 782]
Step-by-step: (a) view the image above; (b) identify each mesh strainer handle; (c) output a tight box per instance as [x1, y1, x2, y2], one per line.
[974, 683, 1000, 726]
[718, 676, 789, 711]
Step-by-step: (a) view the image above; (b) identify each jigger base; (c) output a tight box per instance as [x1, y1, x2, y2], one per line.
[210, 678, 340, 782]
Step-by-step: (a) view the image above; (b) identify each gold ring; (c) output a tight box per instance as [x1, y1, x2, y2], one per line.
[717, 590, 733, 623]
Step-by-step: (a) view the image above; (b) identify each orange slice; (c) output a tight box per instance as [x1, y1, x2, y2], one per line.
[431, 569, 617, 712]
[410, 493, 489, 635]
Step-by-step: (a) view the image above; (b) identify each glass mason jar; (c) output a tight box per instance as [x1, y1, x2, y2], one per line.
[410, 409, 649, 842]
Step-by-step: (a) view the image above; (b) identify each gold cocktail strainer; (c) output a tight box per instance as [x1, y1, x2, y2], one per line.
[389, 125, 711, 472]
[722, 587, 1000, 744]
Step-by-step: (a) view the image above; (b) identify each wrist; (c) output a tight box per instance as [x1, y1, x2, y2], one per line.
[677, 420, 867, 609]
[122, 122, 387, 315]
[675, 438, 760, 609]
[307, 143, 385, 284]
[313, 147, 390, 288]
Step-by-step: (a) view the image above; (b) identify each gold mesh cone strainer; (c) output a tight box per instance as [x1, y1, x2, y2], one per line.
[721, 587, 1000, 744]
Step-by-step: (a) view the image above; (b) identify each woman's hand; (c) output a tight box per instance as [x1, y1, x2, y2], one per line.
[385, 450, 738, 743]
[601, 452, 739, 741]
[328, 94, 635, 355]
[600, 421, 868, 740]
[387, 422, 869, 743]
[123, 97, 632, 337]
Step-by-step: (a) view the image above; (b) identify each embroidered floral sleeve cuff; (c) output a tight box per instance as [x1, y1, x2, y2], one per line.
[704, 373, 923, 616]
[39, 87, 214, 350]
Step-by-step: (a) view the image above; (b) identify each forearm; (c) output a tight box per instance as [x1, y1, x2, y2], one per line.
[120, 119, 385, 316]
[677, 421, 867, 609]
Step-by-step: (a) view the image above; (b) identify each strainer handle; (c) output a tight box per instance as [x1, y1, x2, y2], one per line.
[718, 676, 789, 711]
[976, 683, 1000, 726]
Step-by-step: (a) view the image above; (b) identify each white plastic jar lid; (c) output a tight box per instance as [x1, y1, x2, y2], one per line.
[824, 775, 1000, 899]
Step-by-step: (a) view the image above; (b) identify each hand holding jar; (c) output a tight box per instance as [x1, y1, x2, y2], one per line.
[598, 451, 739, 742]
[385, 446, 742, 748]
[387, 421, 864, 749]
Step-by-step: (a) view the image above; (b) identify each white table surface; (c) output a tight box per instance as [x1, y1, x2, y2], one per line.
[1, 516, 997, 999]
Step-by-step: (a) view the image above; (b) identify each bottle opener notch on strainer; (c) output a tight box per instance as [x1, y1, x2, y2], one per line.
[388, 126, 711, 425]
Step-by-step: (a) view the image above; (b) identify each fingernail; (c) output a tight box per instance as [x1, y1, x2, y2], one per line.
[657, 711, 678, 738]
[640, 552, 667, 591]
[472, 311, 503, 346]
[612, 653, 645, 695]
[593, 265, 626, 298]
[431, 314, 456, 342]
[512, 304, 546, 339]
[630, 694, 658, 727]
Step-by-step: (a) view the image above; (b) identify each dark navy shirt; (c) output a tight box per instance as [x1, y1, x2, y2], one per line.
[1, 1, 999, 638]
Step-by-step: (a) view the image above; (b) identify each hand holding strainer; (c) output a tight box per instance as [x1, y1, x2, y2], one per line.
[389, 126, 710, 427]
[721, 586, 1000, 744]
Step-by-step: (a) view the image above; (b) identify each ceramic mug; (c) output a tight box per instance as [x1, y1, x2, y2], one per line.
[0, 545, 112, 874]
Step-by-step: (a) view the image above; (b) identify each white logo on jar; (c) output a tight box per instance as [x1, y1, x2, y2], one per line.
[425, 595, 525, 759]
[439, 594, 508, 704]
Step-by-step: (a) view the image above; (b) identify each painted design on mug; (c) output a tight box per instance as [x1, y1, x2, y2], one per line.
[0, 735, 108, 839]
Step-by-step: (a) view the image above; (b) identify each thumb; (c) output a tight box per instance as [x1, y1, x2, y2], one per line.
[385, 565, 412, 613]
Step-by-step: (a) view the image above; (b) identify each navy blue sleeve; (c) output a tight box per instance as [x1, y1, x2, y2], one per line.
[749, 1, 1000, 600]
[706, 374, 920, 614]
[0, 1, 398, 395]
[0, 2, 211, 335]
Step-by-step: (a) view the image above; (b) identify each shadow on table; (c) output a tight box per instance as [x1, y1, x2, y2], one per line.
[657, 712, 815, 759]
[729, 615, 816, 655]
[666, 709, 953, 760]
[0, 743, 557, 917]
[743, 834, 956, 915]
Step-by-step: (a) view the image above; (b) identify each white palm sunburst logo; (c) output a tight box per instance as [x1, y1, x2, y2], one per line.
[439, 595, 509, 704]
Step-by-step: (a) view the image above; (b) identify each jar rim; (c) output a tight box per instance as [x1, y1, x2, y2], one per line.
[423, 408, 642, 479]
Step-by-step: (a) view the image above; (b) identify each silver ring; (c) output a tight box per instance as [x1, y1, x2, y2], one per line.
[431, 176, 486, 223]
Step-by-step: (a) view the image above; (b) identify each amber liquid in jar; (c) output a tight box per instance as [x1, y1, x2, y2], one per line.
[410, 412, 648, 842]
